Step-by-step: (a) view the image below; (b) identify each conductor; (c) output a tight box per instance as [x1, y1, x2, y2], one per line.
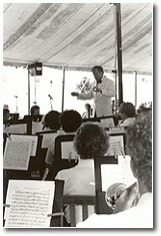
[71, 66, 115, 117]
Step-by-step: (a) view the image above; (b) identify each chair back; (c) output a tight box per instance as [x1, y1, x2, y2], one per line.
[63, 195, 96, 227]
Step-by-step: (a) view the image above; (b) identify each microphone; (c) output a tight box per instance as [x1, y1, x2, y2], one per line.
[48, 94, 53, 100]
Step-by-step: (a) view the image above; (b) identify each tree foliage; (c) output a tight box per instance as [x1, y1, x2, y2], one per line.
[76, 77, 93, 94]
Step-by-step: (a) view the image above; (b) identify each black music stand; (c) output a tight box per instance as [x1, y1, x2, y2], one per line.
[94, 156, 118, 214]
[48, 134, 78, 180]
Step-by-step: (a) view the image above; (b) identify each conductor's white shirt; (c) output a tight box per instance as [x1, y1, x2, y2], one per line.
[77, 76, 115, 117]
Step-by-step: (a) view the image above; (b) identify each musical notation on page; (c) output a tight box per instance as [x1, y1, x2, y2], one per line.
[3, 138, 31, 170]
[4, 180, 55, 227]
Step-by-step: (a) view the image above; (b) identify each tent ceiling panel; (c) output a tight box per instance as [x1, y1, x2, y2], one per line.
[3, 3, 152, 75]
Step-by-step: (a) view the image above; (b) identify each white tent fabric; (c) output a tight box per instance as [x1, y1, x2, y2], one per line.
[3, 3, 152, 75]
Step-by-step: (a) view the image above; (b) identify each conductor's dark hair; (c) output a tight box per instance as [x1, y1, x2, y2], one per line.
[91, 66, 104, 74]
[59, 109, 82, 133]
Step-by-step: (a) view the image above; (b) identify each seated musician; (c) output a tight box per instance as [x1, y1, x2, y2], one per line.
[42, 110, 60, 131]
[42, 110, 82, 179]
[55, 122, 109, 225]
[118, 102, 136, 128]
[77, 107, 152, 228]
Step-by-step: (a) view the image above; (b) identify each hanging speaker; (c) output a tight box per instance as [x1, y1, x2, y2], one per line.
[29, 62, 42, 76]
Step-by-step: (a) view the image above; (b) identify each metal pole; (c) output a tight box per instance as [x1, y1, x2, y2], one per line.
[134, 71, 137, 107]
[34, 75, 37, 104]
[114, 3, 123, 105]
[28, 67, 30, 114]
[113, 4, 118, 113]
[61, 67, 65, 112]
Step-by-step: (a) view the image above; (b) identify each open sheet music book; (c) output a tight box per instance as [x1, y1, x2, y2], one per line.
[4, 180, 55, 227]
[41, 133, 58, 148]
[3, 138, 32, 170]
[4, 123, 27, 134]
[10, 134, 38, 156]
[105, 135, 125, 157]
[61, 141, 77, 160]
[100, 117, 115, 128]
[101, 155, 137, 191]
[32, 121, 43, 134]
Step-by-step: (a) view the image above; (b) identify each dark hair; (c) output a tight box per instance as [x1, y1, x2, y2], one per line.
[126, 108, 152, 192]
[119, 102, 136, 118]
[59, 110, 82, 133]
[44, 110, 60, 130]
[73, 122, 109, 159]
[91, 66, 104, 74]
[30, 105, 40, 116]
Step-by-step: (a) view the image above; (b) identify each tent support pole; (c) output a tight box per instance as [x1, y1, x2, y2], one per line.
[114, 3, 123, 105]
[27, 67, 31, 115]
[61, 67, 65, 112]
[134, 71, 137, 107]
[113, 4, 118, 113]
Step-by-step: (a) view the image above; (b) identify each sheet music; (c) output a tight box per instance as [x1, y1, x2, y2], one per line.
[41, 133, 58, 148]
[101, 164, 122, 191]
[118, 155, 137, 186]
[3, 138, 31, 170]
[108, 127, 125, 133]
[101, 155, 136, 191]
[105, 135, 124, 156]
[10, 134, 38, 156]
[4, 124, 27, 134]
[32, 122, 43, 134]
[4, 180, 55, 227]
[100, 118, 115, 128]
[61, 142, 76, 160]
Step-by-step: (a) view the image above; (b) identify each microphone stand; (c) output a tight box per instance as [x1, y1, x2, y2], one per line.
[48, 95, 53, 109]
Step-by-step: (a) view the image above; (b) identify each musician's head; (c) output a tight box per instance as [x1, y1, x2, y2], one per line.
[59, 109, 82, 133]
[73, 122, 109, 159]
[30, 105, 40, 116]
[42, 110, 60, 130]
[126, 107, 152, 193]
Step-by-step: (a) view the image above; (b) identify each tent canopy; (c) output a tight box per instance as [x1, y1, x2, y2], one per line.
[3, 3, 152, 75]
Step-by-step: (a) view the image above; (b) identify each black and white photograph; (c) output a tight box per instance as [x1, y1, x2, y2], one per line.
[1, 1, 158, 234]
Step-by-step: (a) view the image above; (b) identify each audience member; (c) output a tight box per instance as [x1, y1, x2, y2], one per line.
[118, 102, 136, 127]
[55, 122, 109, 225]
[77, 108, 152, 228]
[42, 110, 60, 131]
[30, 105, 40, 116]
[29, 105, 43, 122]
[82, 103, 93, 119]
